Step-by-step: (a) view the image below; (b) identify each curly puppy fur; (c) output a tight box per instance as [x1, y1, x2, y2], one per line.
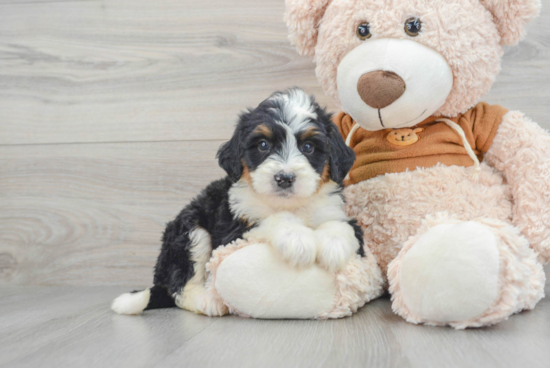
[111, 88, 365, 315]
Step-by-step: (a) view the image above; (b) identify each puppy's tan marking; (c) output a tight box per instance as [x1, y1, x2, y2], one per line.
[300, 127, 321, 141]
[241, 162, 253, 187]
[254, 124, 273, 138]
[316, 164, 332, 194]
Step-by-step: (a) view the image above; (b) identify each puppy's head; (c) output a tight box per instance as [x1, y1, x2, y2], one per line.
[217, 88, 355, 200]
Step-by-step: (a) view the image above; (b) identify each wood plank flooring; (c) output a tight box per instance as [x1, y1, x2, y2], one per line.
[1, 284, 549, 368]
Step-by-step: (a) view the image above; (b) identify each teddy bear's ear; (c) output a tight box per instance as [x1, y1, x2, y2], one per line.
[479, 0, 541, 46]
[284, 0, 332, 56]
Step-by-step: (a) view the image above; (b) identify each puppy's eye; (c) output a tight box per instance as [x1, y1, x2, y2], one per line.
[258, 140, 271, 152]
[357, 22, 372, 40]
[300, 142, 315, 155]
[405, 17, 422, 37]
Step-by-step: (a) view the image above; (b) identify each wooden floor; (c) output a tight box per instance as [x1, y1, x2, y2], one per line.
[1, 284, 549, 368]
[1, 0, 550, 367]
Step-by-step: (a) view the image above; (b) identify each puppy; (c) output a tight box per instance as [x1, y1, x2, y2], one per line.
[112, 88, 364, 316]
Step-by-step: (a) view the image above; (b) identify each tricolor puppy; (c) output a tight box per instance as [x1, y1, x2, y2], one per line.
[112, 88, 364, 316]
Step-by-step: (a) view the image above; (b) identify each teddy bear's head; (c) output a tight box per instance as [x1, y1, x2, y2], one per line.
[285, 0, 541, 131]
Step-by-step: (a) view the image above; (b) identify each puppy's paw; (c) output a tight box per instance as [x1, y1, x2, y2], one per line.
[315, 222, 360, 272]
[273, 225, 317, 269]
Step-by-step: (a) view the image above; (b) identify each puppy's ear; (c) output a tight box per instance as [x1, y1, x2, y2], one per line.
[479, 0, 541, 45]
[285, 0, 333, 56]
[217, 128, 244, 182]
[326, 122, 356, 184]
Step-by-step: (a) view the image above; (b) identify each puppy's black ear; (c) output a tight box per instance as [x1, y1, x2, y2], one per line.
[327, 122, 356, 184]
[217, 128, 244, 182]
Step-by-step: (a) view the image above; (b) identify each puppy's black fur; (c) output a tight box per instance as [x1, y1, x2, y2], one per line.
[128, 89, 364, 312]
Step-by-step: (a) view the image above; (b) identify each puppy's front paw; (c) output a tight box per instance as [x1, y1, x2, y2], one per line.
[315, 222, 359, 272]
[273, 226, 317, 269]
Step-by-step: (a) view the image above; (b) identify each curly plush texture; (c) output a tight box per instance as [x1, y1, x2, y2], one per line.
[485, 111, 550, 265]
[285, 0, 540, 117]
[388, 214, 545, 329]
[318, 246, 385, 319]
[480, 0, 542, 45]
[207, 238, 385, 319]
[205, 238, 251, 318]
[285, 0, 332, 56]
[344, 162, 513, 274]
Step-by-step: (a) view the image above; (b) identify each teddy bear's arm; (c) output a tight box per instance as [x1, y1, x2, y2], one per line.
[484, 111, 550, 264]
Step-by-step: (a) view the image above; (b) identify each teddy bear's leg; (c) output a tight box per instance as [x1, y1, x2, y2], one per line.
[388, 215, 546, 329]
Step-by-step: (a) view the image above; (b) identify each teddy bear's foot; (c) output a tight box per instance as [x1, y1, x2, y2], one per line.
[388, 216, 545, 329]
[209, 240, 385, 319]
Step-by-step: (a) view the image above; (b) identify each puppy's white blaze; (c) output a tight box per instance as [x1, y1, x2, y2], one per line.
[270, 89, 317, 133]
[111, 289, 151, 315]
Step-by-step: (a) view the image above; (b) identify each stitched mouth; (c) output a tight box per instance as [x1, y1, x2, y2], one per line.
[378, 109, 385, 128]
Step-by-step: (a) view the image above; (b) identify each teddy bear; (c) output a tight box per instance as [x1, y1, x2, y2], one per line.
[282, 0, 549, 328]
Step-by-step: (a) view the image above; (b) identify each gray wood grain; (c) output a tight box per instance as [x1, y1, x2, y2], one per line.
[0, 141, 224, 286]
[1, 0, 548, 147]
[0, 0, 326, 145]
[0, 284, 549, 368]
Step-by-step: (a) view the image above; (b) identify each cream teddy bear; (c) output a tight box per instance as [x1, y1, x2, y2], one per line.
[284, 0, 549, 328]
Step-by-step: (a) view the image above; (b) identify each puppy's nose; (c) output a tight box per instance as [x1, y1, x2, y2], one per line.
[357, 70, 406, 109]
[274, 173, 295, 189]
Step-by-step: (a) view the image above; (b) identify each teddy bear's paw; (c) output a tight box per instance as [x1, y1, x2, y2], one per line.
[315, 221, 360, 272]
[272, 225, 317, 269]
[393, 221, 500, 325]
[389, 219, 546, 328]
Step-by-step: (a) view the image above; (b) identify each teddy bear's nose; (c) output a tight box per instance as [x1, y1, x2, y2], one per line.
[357, 70, 406, 109]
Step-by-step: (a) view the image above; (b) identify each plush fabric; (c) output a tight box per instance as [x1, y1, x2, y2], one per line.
[285, 0, 547, 329]
[286, 0, 540, 117]
[480, 0, 542, 45]
[207, 239, 385, 319]
[388, 214, 545, 329]
[343, 163, 513, 275]
[214, 242, 337, 319]
[485, 111, 550, 265]
[333, 103, 508, 184]
[335, 38, 454, 129]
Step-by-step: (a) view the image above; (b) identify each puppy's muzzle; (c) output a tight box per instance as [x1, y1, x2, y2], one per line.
[274, 172, 295, 189]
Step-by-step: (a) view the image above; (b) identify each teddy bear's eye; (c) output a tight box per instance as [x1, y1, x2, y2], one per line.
[357, 22, 372, 40]
[405, 17, 422, 37]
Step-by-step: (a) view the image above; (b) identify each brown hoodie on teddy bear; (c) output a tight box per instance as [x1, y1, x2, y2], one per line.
[335, 103, 508, 183]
